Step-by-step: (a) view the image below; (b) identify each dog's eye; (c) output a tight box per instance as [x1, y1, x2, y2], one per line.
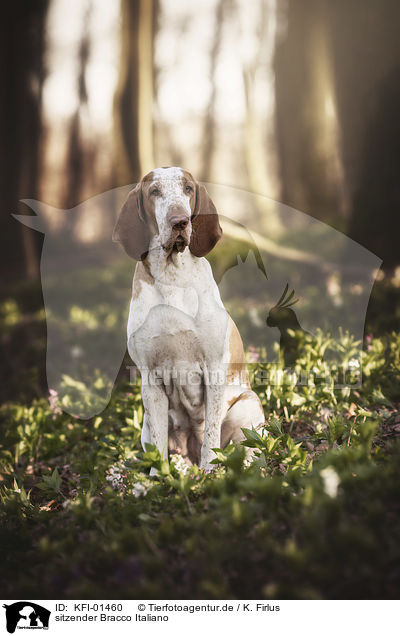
[150, 187, 161, 197]
[185, 185, 194, 194]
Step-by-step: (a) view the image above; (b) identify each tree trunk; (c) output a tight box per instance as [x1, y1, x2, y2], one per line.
[0, 1, 49, 281]
[274, 0, 348, 228]
[113, 0, 156, 186]
[199, 0, 226, 183]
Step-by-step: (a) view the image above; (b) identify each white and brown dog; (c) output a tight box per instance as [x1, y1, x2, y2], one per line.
[113, 167, 264, 471]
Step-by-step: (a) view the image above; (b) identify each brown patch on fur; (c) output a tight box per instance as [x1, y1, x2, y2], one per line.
[227, 318, 250, 386]
[189, 183, 222, 257]
[113, 172, 159, 261]
[227, 391, 253, 409]
[132, 261, 155, 299]
[227, 394, 241, 408]
[138, 171, 160, 236]
[132, 278, 142, 300]
[181, 169, 197, 212]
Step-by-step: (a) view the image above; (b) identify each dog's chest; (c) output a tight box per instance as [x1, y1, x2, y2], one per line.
[157, 281, 199, 318]
[128, 256, 228, 370]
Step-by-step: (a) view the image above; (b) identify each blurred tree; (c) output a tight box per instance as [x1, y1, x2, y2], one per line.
[243, 2, 270, 198]
[274, 0, 400, 269]
[200, 0, 226, 182]
[325, 0, 400, 269]
[274, 0, 347, 229]
[242, 0, 280, 232]
[0, 1, 49, 280]
[113, 0, 157, 185]
[63, 4, 96, 213]
[349, 68, 400, 269]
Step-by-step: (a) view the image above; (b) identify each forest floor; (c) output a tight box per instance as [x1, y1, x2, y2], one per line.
[1, 328, 400, 599]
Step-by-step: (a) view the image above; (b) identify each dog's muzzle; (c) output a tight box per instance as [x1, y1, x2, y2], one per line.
[164, 208, 191, 252]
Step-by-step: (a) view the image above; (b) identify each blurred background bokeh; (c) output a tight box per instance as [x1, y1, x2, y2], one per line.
[1, 0, 400, 407]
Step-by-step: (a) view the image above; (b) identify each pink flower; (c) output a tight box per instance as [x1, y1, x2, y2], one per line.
[365, 333, 373, 351]
[48, 389, 62, 418]
[247, 346, 260, 363]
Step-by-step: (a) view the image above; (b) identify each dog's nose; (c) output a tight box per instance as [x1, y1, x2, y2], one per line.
[170, 216, 189, 231]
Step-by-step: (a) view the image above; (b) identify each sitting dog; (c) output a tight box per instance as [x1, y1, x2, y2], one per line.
[113, 167, 265, 471]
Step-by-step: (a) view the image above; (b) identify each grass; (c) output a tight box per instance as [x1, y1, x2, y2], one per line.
[1, 329, 400, 599]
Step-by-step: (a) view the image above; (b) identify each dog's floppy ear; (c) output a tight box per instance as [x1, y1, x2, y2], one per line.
[112, 183, 150, 260]
[189, 183, 222, 257]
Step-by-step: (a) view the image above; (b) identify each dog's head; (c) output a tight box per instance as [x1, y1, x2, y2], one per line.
[112, 167, 222, 260]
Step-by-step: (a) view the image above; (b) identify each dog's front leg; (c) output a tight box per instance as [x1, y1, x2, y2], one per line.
[141, 384, 169, 474]
[200, 370, 225, 471]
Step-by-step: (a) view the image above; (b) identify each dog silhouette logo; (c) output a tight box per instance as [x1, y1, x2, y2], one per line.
[3, 602, 50, 634]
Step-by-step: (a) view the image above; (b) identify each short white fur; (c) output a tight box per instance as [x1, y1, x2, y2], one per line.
[125, 168, 265, 472]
